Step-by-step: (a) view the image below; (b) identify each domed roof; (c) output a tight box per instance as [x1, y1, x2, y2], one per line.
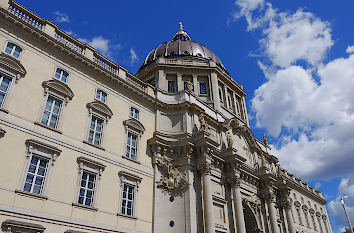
[139, 23, 225, 71]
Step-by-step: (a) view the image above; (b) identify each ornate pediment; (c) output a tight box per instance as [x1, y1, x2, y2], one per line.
[123, 118, 145, 134]
[42, 79, 74, 100]
[0, 53, 26, 78]
[86, 100, 113, 118]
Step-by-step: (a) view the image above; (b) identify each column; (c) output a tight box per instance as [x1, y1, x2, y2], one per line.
[229, 179, 246, 233]
[210, 72, 220, 111]
[265, 193, 280, 233]
[192, 74, 198, 95]
[177, 73, 183, 91]
[197, 155, 215, 233]
[284, 202, 296, 233]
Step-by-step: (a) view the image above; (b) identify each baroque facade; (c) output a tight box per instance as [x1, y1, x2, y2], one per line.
[0, 1, 333, 233]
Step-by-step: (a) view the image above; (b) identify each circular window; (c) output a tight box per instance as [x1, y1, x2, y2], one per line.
[169, 196, 174, 202]
[169, 221, 175, 227]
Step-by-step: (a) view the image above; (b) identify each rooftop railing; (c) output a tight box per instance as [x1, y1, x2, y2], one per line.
[55, 30, 84, 54]
[7, 0, 44, 30]
[125, 74, 146, 92]
[93, 53, 117, 75]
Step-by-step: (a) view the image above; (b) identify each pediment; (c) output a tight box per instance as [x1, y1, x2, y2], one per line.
[0, 53, 26, 77]
[123, 118, 145, 133]
[86, 100, 113, 118]
[42, 79, 74, 100]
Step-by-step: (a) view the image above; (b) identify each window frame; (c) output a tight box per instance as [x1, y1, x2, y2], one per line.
[122, 118, 145, 162]
[53, 67, 69, 83]
[199, 82, 208, 95]
[125, 131, 138, 160]
[18, 139, 61, 197]
[74, 157, 106, 209]
[118, 171, 142, 218]
[40, 95, 63, 129]
[95, 89, 107, 103]
[0, 73, 14, 110]
[4, 41, 23, 60]
[129, 106, 139, 120]
[168, 80, 176, 93]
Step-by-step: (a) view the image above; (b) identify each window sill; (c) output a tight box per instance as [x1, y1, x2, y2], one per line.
[83, 140, 105, 151]
[0, 107, 9, 114]
[72, 203, 98, 211]
[199, 93, 208, 97]
[15, 189, 48, 200]
[34, 122, 62, 134]
[117, 213, 137, 220]
[122, 156, 140, 164]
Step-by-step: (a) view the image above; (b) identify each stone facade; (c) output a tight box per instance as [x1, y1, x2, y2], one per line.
[0, 1, 333, 233]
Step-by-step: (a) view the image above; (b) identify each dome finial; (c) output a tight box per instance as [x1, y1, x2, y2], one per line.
[179, 22, 183, 31]
[173, 22, 191, 41]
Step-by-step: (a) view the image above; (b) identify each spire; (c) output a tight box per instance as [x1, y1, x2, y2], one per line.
[172, 22, 191, 41]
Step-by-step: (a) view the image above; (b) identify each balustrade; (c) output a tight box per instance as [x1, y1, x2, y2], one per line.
[8, 2, 43, 30]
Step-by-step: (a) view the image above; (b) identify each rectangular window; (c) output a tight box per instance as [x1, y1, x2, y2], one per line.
[78, 171, 96, 207]
[296, 208, 303, 225]
[311, 215, 318, 231]
[168, 80, 176, 93]
[227, 93, 232, 109]
[5, 42, 22, 59]
[95, 90, 107, 103]
[54, 68, 69, 83]
[318, 217, 324, 233]
[184, 81, 189, 91]
[121, 184, 135, 216]
[199, 82, 207, 95]
[41, 96, 62, 129]
[126, 132, 137, 160]
[23, 156, 48, 194]
[130, 107, 139, 120]
[0, 75, 12, 107]
[304, 211, 311, 228]
[218, 87, 223, 103]
[88, 116, 103, 146]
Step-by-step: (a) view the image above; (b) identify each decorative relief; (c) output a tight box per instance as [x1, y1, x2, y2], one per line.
[155, 154, 188, 194]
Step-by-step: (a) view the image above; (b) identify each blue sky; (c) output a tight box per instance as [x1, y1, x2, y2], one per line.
[17, 0, 354, 232]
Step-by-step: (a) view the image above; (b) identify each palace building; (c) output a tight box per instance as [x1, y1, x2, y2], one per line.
[0, 1, 333, 233]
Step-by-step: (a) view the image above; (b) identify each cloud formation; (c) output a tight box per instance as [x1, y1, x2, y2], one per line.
[233, 0, 354, 229]
[129, 48, 138, 66]
[79, 36, 121, 58]
[53, 11, 70, 23]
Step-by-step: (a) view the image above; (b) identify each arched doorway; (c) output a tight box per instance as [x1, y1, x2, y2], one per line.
[243, 202, 261, 233]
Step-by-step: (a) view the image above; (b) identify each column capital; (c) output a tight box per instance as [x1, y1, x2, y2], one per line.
[263, 189, 277, 203]
[228, 177, 242, 188]
[197, 156, 213, 175]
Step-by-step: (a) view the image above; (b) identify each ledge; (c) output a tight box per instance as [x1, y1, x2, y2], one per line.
[15, 189, 48, 200]
[122, 155, 141, 164]
[72, 203, 98, 211]
[34, 121, 62, 134]
[83, 140, 105, 151]
[0, 107, 9, 114]
[117, 213, 137, 220]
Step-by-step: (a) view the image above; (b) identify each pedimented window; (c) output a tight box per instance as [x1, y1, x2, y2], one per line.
[123, 118, 145, 136]
[86, 100, 113, 120]
[42, 79, 74, 101]
[0, 53, 26, 81]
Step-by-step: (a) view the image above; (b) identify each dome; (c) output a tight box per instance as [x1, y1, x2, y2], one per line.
[139, 23, 225, 71]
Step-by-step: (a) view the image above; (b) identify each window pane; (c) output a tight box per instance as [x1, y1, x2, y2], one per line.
[13, 47, 21, 58]
[0, 76, 11, 92]
[5, 43, 13, 54]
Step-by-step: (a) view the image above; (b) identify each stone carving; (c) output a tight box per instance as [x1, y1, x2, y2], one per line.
[156, 154, 188, 194]
[199, 112, 207, 132]
[226, 131, 233, 149]
[263, 133, 268, 146]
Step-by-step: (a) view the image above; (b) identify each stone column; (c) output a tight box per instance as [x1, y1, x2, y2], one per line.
[192, 74, 198, 95]
[283, 201, 296, 233]
[177, 73, 183, 91]
[197, 153, 215, 233]
[229, 178, 246, 233]
[210, 72, 220, 111]
[264, 192, 280, 233]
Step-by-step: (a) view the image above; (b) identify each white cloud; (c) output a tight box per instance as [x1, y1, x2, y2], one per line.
[78, 36, 121, 58]
[346, 45, 354, 54]
[54, 11, 70, 23]
[261, 9, 333, 67]
[129, 48, 138, 66]
[233, 0, 354, 229]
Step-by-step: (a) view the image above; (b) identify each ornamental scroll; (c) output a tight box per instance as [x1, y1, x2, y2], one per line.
[155, 154, 188, 194]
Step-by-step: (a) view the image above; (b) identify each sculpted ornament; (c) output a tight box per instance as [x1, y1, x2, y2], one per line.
[156, 154, 188, 194]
